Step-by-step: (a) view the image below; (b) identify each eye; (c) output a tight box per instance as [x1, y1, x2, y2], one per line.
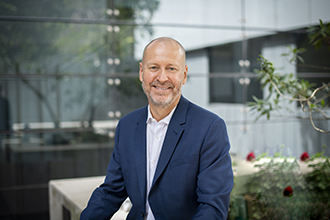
[149, 66, 158, 71]
[167, 66, 178, 72]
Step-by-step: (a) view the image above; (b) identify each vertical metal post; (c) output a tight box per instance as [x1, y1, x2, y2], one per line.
[240, 0, 249, 134]
[107, 0, 117, 118]
[56, 72, 61, 129]
[15, 69, 22, 147]
[38, 77, 44, 146]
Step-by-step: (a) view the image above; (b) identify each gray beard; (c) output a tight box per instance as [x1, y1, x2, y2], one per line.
[141, 81, 181, 109]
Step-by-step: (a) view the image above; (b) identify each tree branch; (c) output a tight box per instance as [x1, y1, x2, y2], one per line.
[265, 73, 330, 133]
[268, 73, 330, 102]
[307, 100, 330, 133]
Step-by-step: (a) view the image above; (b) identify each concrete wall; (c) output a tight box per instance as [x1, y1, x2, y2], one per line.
[135, 0, 330, 58]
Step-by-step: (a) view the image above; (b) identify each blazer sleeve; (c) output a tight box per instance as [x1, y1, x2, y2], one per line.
[80, 122, 128, 220]
[192, 117, 234, 220]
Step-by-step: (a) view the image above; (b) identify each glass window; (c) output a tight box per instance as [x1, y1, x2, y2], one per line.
[1, 1, 329, 219]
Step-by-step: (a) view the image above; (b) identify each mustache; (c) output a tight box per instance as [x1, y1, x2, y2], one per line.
[150, 80, 174, 88]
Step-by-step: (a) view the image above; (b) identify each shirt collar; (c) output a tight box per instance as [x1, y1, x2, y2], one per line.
[146, 105, 177, 125]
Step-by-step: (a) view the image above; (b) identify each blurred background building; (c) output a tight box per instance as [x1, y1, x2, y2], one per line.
[0, 0, 329, 219]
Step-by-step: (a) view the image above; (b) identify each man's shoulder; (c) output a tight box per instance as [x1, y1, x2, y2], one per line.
[187, 100, 221, 120]
[119, 105, 147, 124]
[174, 96, 224, 125]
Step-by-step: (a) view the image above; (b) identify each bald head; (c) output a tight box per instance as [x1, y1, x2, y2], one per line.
[139, 37, 188, 116]
[142, 37, 186, 64]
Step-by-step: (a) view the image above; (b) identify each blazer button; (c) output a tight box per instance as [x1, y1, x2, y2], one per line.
[141, 212, 144, 217]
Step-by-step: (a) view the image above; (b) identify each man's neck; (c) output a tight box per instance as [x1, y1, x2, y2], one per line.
[149, 98, 180, 122]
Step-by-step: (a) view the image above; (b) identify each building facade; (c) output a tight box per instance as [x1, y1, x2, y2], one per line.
[0, 0, 329, 219]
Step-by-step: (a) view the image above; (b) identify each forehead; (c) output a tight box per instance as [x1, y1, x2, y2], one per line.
[143, 40, 185, 64]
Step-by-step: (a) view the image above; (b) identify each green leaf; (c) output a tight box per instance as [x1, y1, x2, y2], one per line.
[252, 95, 260, 102]
[321, 100, 325, 107]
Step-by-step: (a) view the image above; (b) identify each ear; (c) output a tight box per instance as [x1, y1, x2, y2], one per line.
[182, 65, 188, 85]
[139, 62, 143, 82]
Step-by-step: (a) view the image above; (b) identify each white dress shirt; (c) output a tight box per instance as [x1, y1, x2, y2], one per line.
[145, 106, 176, 220]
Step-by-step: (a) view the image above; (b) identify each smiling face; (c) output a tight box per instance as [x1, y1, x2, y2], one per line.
[139, 38, 188, 110]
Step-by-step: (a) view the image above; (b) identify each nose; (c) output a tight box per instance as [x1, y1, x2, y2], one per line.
[156, 68, 169, 82]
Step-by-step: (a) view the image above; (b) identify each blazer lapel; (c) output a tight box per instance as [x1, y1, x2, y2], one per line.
[151, 96, 188, 188]
[134, 107, 148, 204]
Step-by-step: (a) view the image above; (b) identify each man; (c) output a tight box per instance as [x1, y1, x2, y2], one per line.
[80, 37, 233, 220]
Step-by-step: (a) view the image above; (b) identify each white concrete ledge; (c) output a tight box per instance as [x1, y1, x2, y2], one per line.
[49, 176, 129, 220]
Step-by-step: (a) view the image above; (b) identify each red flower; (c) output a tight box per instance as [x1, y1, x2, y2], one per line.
[283, 186, 293, 197]
[246, 152, 255, 162]
[300, 152, 309, 162]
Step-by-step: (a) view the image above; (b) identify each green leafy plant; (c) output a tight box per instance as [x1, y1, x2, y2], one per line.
[308, 19, 330, 51]
[248, 20, 330, 133]
[244, 147, 330, 219]
[304, 145, 330, 215]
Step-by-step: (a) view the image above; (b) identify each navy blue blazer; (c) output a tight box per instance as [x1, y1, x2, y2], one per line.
[80, 96, 233, 220]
